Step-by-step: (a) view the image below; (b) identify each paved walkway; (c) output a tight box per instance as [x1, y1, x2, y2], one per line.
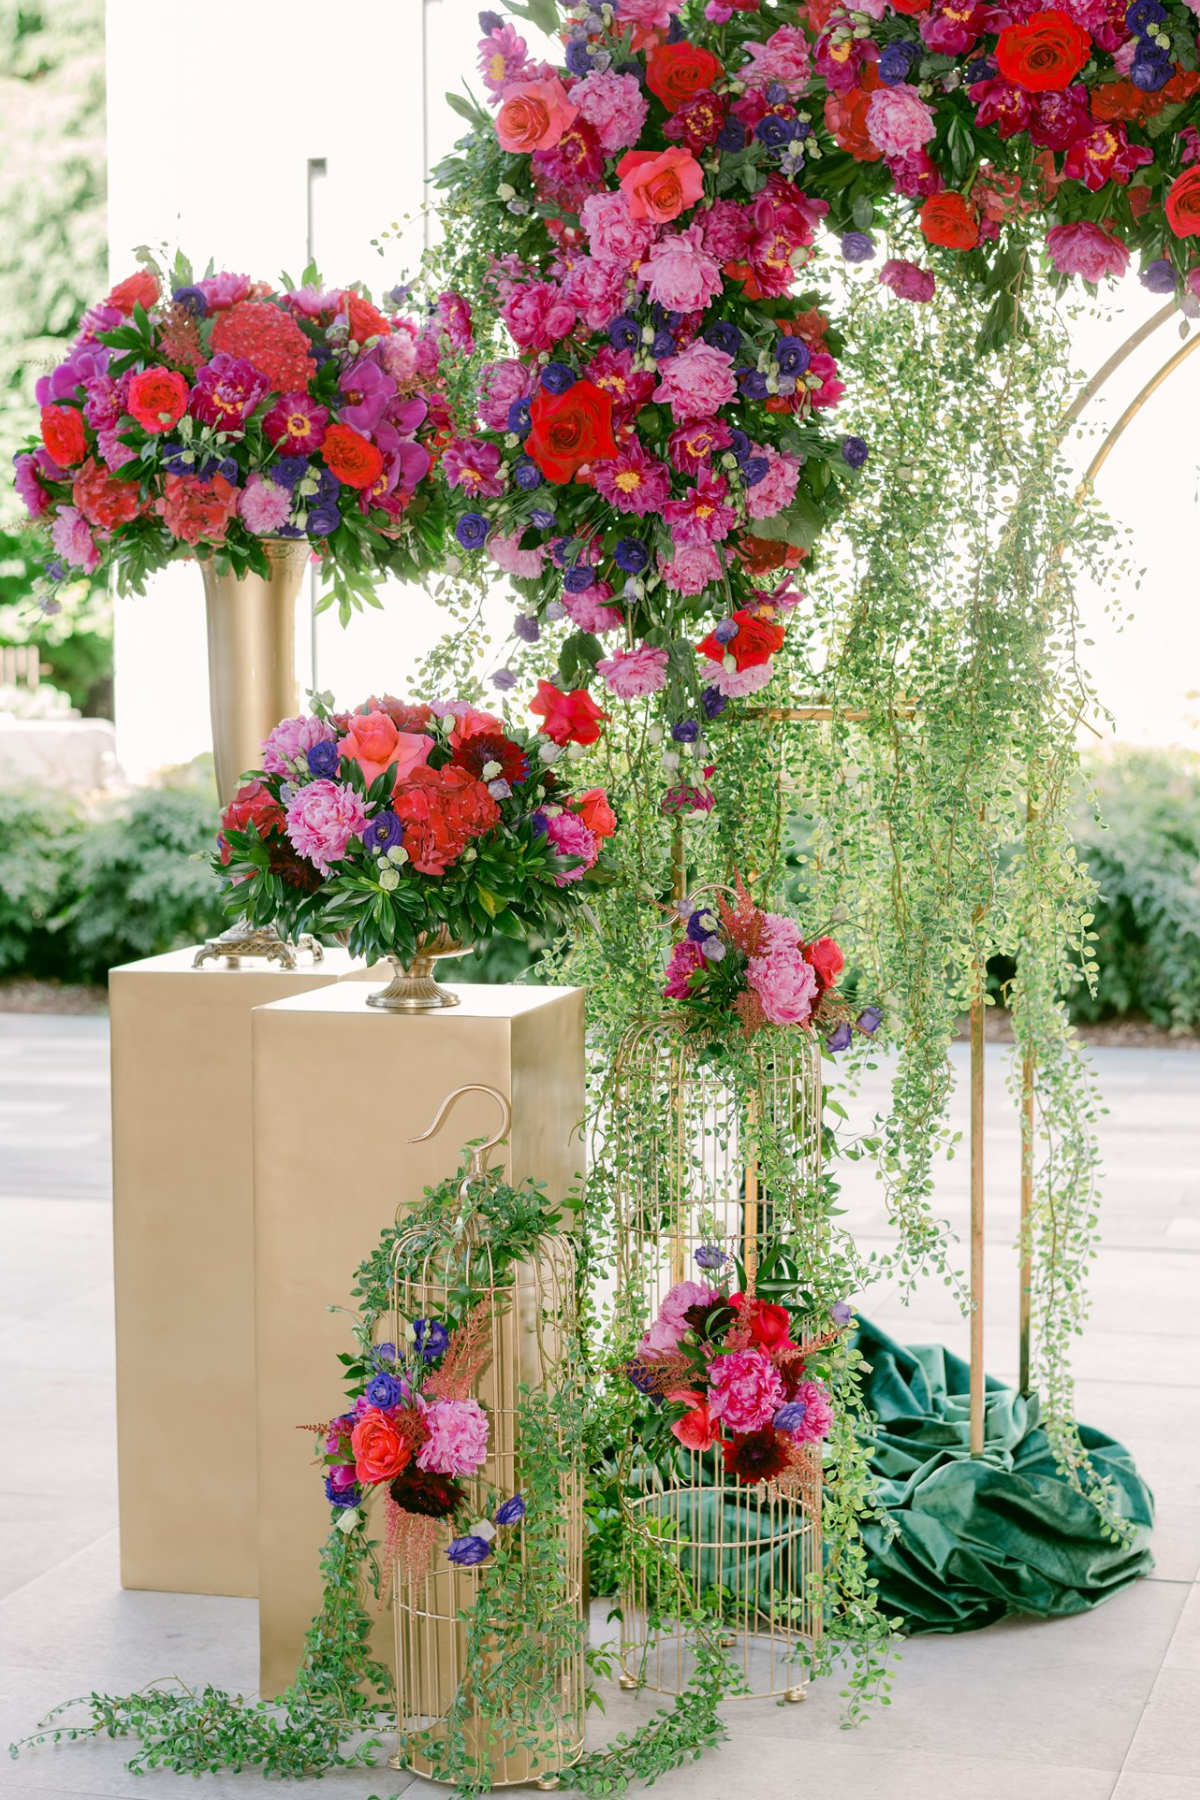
[0, 1015, 1197, 1800]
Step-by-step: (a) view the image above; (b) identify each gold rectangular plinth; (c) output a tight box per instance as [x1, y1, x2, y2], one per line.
[250, 981, 586, 1698]
[110, 946, 367, 1599]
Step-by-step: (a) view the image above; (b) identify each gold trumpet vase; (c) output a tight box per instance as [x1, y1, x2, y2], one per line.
[366, 929, 469, 1011]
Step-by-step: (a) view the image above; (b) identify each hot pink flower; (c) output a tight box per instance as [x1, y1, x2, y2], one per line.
[879, 258, 936, 303]
[585, 346, 657, 420]
[971, 77, 1034, 140]
[442, 437, 506, 498]
[1045, 221, 1130, 282]
[263, 392, 329, 453]
[654, 341, 737, 422]
[50, 504, 100, 573]
[476, 358, 535, 431]
[284, 779, 369, 874]
[698, 198, 754, 262]
[478, 20, 533, 100]
[580, 189, 657, 267]
[746, 943, 818, 1025]
[591, 439, 672, 515]
[866, 84, 937, 158]
[563, 585, 624, 633]
[668, 416, 733, 474]
[543, 809, 599, 883]
[189, 354, 268, 429]
[196, 271, 258, 311]
[642, 1279, 718, 1353]
[416, 1398, 489, 1476]
[664, 470, 737, 545]
[663, 938, 705, 1000]
[569, 69, 649, 154]
[436, 291, 474, 354]
[337, 357, 396, 434]
[708, 1348, 786, 1434]
[660, 541, 724, 594]
[13, 453, 53, 519]
[261, 714, 337, 778]
[502, 281, 578, 351]
[598, 643, 670, 697]
[740, 24, 813, 91]
[636, 224, 723, 312]
[238, 474, 292, 535]
[789, 1379, 834, 1443]
[745, 446, 800, 520]
[562, 255, 632, 331]
[1062, 122, 1153, 193]
[490, 530, 546, 579]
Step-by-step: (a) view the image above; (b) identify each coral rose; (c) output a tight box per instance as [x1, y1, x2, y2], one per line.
[530, 680, 608, 747]
[351, 1407, 413, 1484]
[40, 405, 86, 467]
[617, 146, 705, 223]
[671, 1401, 722, 1452]
[496, 76, 578, 152]
[571, 788, 617, 839]
[1166, 166, 1200, 238]
[526, 380, 616, 483]
[339, 709, 433, 787]
[994, 9, 1092, 92]
[919, 191, 980, 250]
[645, 40, 724, 112]
[107, 270, 160, 315]
[323, 423, 385, 489]
[127, 368, 190, 433]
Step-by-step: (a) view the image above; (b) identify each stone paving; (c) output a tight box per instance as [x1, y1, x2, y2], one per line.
[0, 1013, 1197, 1800]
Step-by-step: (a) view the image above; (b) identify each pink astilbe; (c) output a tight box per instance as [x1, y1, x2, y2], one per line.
[385, 1498, 442, 1590]
[424, 1300, 494, 1401]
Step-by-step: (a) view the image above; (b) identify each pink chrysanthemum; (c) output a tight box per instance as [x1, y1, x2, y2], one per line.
[50, 504, 100, 573]
[238, 474, 293, 535]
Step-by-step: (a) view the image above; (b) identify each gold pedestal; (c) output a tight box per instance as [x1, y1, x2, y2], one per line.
[110, 947, 378, 1599]
[249, 981, 586, 1697]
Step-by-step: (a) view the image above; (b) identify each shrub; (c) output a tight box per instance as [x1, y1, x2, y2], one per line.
[0, 788, 78, 976]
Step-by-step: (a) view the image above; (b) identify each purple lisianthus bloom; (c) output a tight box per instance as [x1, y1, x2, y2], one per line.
[198, 455, 239, 484]
[755, 114, 796, 149]
[607, 314, 641, 351]
[841, 231, 876, 264]
[717, 117, 749, 152]
[964, 55, 994, 82]
[563, 563, 596, 593]
[739, 370, 770, 400]
[703, 320, 741, 358]
[540, 361, 576, 394]
[530, 507, 557, 531]
[366, 1370, 405, 1409]
[878, 39, 919, 84]
[44, 559, 67, 584]
[741, 456, 769, 487]
[495, 1494, 526, 1526]
[826, 1021, 854, 1053]
[373, 1341, 399, 1364]
[626, 1358, 661, 1396]
[695, 1244, 728, 1271]
[832, 1300, 854, 1328]
[172, 285, 207, 316]
[446, 1534, 492, 1567]
[1126, 0, 1166, 30]
[514, 613, 540, 642]
[857, 1005, 883, 1035]
[514, 458, 543, 489]
[672, 719, 700, 743]
[364, 810, 404, 854]
[701, 935, 726, 962]
[479, 8, 505, 32]
[307, 739, 341, 778]
[325, 1473, 362, 1509]
[530, 810, 550, 837]
[565, 37, 594, 76]
[775, 337, 810, 378]
[1141, 259, 1176, 293]
[728, 428, 750, 463]
[414, 1317, 451, 1362]
[773, 1401, 808, 1434]
[308, 501, 341, 537]
[272, 456, 310, 488]
[1131, 45, 1172, 90]
[506, 397, 532, 436]
[842, 436, 869, 470]
[651, 330, 676, 361]
[713, 618, 738, 645]
[614, 537, 649, 574]
[455, 512, 490, 550]
[686, 906, 719, 942]
[160, 442, 195, 476]
[491, 668, 518, 691]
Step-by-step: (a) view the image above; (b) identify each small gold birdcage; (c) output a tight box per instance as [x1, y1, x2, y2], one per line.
[388, 1086, 585, 1790]
[609, 1018, 824, 1702]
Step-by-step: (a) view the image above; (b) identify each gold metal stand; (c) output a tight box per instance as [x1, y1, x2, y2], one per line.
[201, 537, 307, 804]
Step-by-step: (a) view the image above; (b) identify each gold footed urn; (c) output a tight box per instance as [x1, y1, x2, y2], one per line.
[366, 930, 469, 1011]
[193, 538, 323, 972]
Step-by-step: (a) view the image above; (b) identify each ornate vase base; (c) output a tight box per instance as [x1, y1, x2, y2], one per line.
[365, 938, 467, 1011]
[193, 919, 325, 971]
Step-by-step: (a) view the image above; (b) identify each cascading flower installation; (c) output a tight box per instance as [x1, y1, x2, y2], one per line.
[431, 1, 867, 737]
[211, 684, 616, 964]
[13, 252, 453, 620]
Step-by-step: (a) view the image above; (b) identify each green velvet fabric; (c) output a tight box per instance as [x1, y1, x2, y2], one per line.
[853, 1316, 1156, 1632]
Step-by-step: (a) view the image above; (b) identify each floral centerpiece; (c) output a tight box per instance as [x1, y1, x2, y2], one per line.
[13, 253, 451, 619]
[663, 880, 881, 1044]
[212, 684, 615, 988]
[626, 1242, 845, 1487]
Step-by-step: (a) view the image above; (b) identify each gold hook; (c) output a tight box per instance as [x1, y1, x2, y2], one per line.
[409, 1083, 512, 1180]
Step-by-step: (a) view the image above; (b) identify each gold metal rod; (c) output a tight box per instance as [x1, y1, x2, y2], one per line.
[1057, 300, 1177, 435]
[1079, 330, 1200, 494]
[740, 699, 917, 723]
[1019, 1051, 1035, 1398]
[671, 817, 687, 905]
[969, 948, 986, 1457]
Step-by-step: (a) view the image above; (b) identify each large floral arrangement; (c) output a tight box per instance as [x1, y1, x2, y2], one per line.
[626, 1241, 844, 1485]
[212, 685, 615, 962]
[663, 880, 881, 1042]
[13, 254, 451, 619]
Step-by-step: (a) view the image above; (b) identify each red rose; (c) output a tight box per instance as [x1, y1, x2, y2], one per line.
[730, 1294, 793, 1351]
[571, 787, 616, 839]
[696, 609, 786, 671]
[1166, 166, 1200, 238]
[40, 405, 86, 467]
[529, 680, 608, 747]
[919, 191, 980, 250]
[218, 778, 285, 865]
[525, 380, 617, 484]
[735, 535, 806, 577]
[107, 270, 161, 315]
[805, 935, 845, 991]
[344, 292, 392, 343]
[72, 458, 144, 530]
[645, 40, 724, 113]
[127, 368, 189, 434]
[322, 423, 385, 489]
[890, 0, 932, 12]
[994, 10, 1091, 92]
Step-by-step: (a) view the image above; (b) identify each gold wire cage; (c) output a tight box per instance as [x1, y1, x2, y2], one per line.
[388, 1087, 585, 1790]
[609, 1018, 824, 1702]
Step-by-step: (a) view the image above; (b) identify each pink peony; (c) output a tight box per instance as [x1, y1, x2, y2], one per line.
[788, 1379, 834, 1444]
[598, 643, 670, 697]
[378, 327, 419, 385]
[660, 541, 724, 595]
[569, 69, 649, 154]
[699, 655, 775, 697]
[502, 281, 577, 352]
[196, 271, 257, 311]
[50, 504, 100, 573]
[745, 445, 801, 520]
[758, 911, 803, 956]
[562, 256, 632, 331]
[97, 427, 137, 472]
[698, 198, 754, 263]
[619, 0, 683, 26]
[416, 1398, 490, 1476]
[663, 938, 705, 999]
[543, 809, 599, 884]
[284, 779, 369, 875]
[580, 189, 657, 267]
[708, 1348, 786, 1434]
[879, 258, 936, 303]
[1045, 221, 1130, 284]
[591, 439, 672, 515]
[746, 943, 818, 1026]
[636, 224, 723, 311]
[13, 452, 52, 519]
[261, 714, 337, 778]
[740, 24, 813, 91]
[654, 341, 737, 423]
[238, 474, 293, 535]
[476, 358, 535, 431]
[563, 584, 624, 633]
[866, 85, 937, 159]
[489, 530, 546, 579]
[442, 437, 506, 498]
[642, 1278, 718, 1353]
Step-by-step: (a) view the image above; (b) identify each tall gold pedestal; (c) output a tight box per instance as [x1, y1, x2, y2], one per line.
[249, 981, 586, 1698]
[110, 947, 375, 1599]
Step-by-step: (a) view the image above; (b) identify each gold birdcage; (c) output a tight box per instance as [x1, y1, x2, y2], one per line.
[387, 1086, 585, 1790]
[609, 1017, 824, 1702]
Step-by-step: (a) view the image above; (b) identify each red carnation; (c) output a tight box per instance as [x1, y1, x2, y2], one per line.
[72, 458, 145, 530]
[210, 301, 316, 393]
[529, 680, 608, 747]
[41, 405, 86, 467]
[322, 423, 385, 489]
[525, 381, 617, 484]
[127, 368, 189, 434]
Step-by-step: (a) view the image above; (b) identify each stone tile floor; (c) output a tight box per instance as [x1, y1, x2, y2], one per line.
[0, 1014, 1197, 1799]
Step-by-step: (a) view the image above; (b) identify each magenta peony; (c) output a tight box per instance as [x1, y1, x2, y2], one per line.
[708, 1348, 786, 1434]
[788, 1378, 834, 1443]
[663, 938, 705, 999]
[1045, 221, 1130, 283]
[740, 23, 812, 91]
[879, 258, 937, 303]
[416, 1398, 490, 1476]
[580, 189, 656, 266]
[543, 809, 599, 883]
[476, 358, 535, 431]
[284, 779, 370, 875]
[866, 84, 937, 159]
[636, 225, 724, 312]
[562, 586, 624, 632]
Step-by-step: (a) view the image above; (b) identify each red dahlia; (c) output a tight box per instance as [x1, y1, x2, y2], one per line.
[451, 730, 529, 786]
[722, 1428, 792, 1486]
